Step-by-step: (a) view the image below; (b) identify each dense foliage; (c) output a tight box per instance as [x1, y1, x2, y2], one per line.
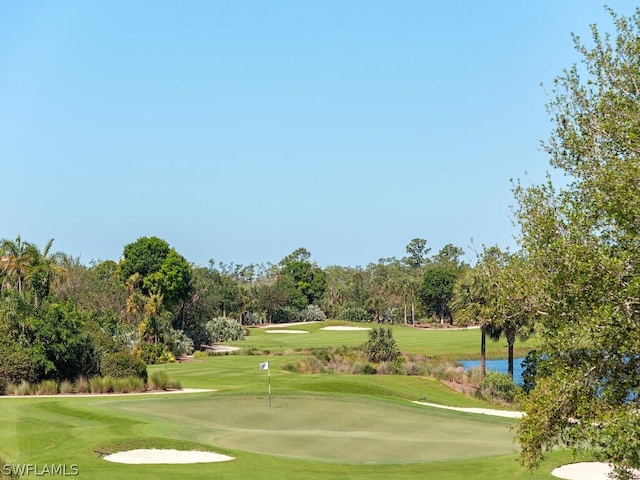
[511, 8, 640, 478]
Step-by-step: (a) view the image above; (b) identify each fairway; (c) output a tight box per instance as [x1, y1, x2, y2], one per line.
[0, 325, 566, 479]
[102, 393, 516, 464]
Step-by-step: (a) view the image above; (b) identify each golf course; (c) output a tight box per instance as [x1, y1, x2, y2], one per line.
[0, 322, 583, 479]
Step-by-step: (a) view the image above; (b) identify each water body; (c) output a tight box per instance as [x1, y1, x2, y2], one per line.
[459, 358, 526, 385]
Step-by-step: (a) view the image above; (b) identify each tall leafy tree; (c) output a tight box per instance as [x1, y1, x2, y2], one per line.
[514, 8, 640, 477]
[420, 267, 456, 324]
[278, 248, 327, 308]
[118, 237, 192, 327]
[118, 236, 171, 288]
[402, 238, 430, 324]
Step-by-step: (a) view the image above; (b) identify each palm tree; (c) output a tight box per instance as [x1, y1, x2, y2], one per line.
[0, 236, 33, 295]
[25, 238, 66, 307]
[140, 293, 168, 344]
[451, 267, 501, 378]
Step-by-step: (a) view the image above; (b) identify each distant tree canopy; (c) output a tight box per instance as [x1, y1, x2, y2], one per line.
[277, 248, 327, 308]
[118, 236, 191, 308]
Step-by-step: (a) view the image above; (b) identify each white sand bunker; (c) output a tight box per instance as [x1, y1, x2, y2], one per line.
[266, 329, 308, 334]
[205, 345, 240, 352]
[552, 462, 640, 480]
[412, 401, 524, 418]
[321, 326, 371, 331]
[104, 449, 234, 464]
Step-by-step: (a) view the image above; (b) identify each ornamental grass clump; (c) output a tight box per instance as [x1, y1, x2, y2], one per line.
[36, 380, 58, 395]
[148, 371, 170, 390]
[59, 380, 74, 394]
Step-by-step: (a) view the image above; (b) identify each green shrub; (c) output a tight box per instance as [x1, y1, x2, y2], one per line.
[479, 371, 519, 403]
[101, 351, 148, 382]
[128, 376, 146, 392]
[102, 375, 115, 393]
[298, 305, 326, 322]
[350, 361, 377, 375]
[148, 371, 170, 390]
[112, 376, 145, 393]
[0, 344, 35, 394]
[136, 343, 175, 365]
[89, 376, 106, 394]
[363, 327, 400, 363]
[170, 329, 195, 357]
[242, 312, 263, 325]
[271, 307, 299, 324]
[405, 362, 425, 376]
[204, 318, 246, 343]
[339, 307, 370, 323]
[166, 378, 182, 390]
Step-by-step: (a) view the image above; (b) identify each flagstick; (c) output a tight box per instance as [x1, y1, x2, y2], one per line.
[268, 368, 272, 409]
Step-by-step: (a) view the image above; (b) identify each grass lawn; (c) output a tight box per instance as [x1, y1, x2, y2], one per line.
[0, 322, 572, 480]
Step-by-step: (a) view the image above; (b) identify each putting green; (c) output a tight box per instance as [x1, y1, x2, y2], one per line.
[103, 394, 516, 464]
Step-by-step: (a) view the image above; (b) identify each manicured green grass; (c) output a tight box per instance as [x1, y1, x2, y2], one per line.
[0, 322, 563, 479]
[237, 322, 536, 359]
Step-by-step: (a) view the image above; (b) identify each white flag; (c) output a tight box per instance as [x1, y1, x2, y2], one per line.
[259, 361, 269, 370]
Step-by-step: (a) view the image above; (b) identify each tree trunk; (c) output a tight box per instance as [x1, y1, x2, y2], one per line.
[481, 326, 486, 379]
[506, 328, 516, 379]
[411, 301, 415, 325]
[404, 302, 408, 325]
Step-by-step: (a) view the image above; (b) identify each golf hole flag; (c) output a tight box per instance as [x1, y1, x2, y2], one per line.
[259, 361, 269, 370]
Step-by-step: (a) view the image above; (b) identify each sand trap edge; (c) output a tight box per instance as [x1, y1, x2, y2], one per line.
[103, 449, 234, 464]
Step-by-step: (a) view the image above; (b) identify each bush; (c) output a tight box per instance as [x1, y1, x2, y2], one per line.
[479, 371, 519, 403]
[339, 307, 371, 323]
[101, 351, 148, 382]
[136, 343, 175, 365]
[170, 329, 195, 357]
[148, 371, 170, 390]
[0, 344, 35, 394]
[102, 375, 115, 393]
[271, 307, 298, 324]
[204, 318, 246, 343]
[363, 327, 400, 363]
[298, 305, 326, 322]
[113, 376, 145, 393]
[242, 312, 263, 325]
[89, 376, 106, 394]
[350, 361, 377, 375]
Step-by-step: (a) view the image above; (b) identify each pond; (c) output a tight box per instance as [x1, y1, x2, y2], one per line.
[459, 358, 526, 385]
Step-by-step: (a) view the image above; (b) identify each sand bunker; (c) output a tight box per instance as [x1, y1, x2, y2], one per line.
[321, 326, 371, 331]
[412, 401, 524, 418]
[266, 329, 308, 334]
[103, 449, 234, 464]
[551, 462, 640, 480]
[205, 345, 240, 352]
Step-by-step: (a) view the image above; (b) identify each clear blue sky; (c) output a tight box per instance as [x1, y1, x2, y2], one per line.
[1, 1, 636, 267]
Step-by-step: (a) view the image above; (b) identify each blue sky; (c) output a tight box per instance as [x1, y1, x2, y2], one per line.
[1, 1, 636, 267]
